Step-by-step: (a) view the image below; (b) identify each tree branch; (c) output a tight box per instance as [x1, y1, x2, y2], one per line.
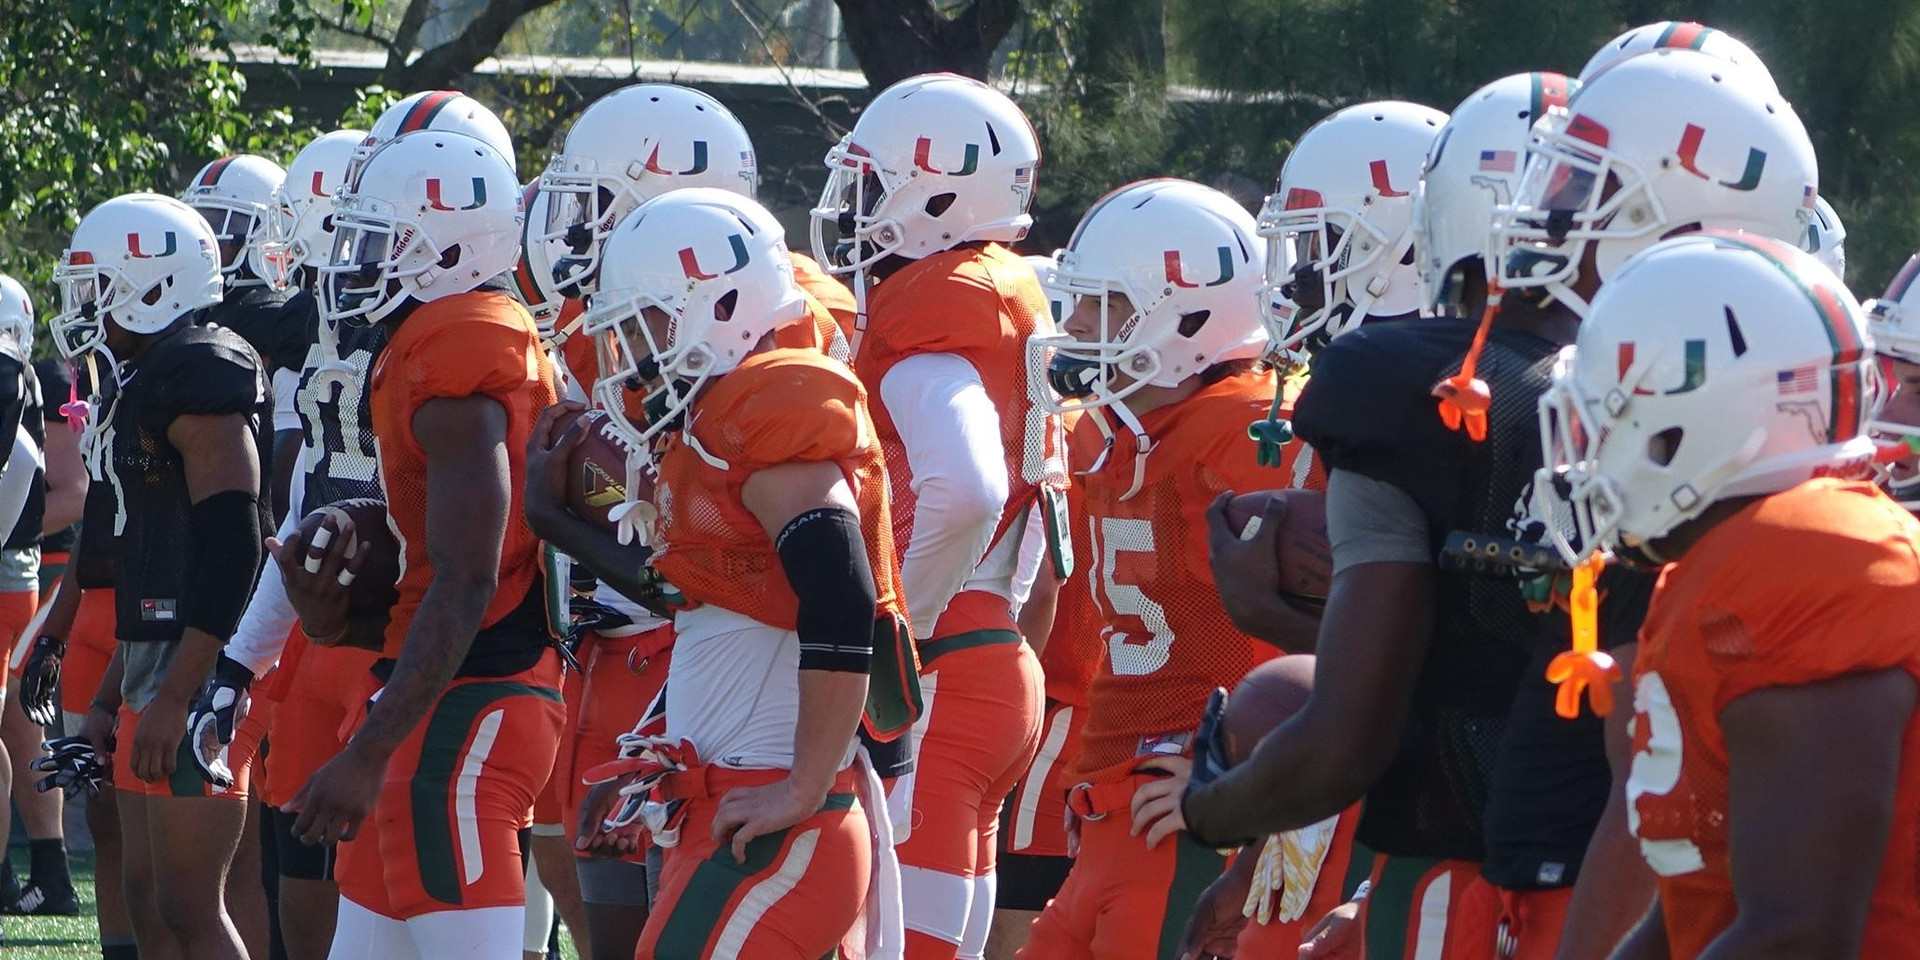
[833, 0, 1023, 91]
[308, 0, 405, 65]
[387, 0, 436, 75]
[391, 0, 565, 91]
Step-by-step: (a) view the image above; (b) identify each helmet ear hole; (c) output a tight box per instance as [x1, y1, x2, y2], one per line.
[140, 276, 172, 307]
[1176, 310, 1211, 338]
[437, 244, 462, 270]
[1648, 426, 1684, 466]
[925, 194, 956, 218]
[714, 290, 738, 322]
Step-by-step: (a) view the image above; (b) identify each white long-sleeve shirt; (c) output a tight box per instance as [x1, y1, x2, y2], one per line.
[880, 352, 1012, 640]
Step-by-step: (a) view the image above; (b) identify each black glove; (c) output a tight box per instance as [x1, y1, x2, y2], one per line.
[186, 654, 255, 789]
[1181, 687, 1256, 849]
[33, 737, 106, 800]
[18, 636, 65, 726]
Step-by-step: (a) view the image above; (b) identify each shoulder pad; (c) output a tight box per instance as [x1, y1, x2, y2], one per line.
[696, 351, 867, 471]
[145, 327, 264, 417]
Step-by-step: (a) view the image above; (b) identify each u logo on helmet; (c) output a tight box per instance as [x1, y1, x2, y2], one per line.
[1369, 159, 1410, 198]
[677, 234, 750, 281]
[1165, 247, 1236, 289]
[310, 171, 328, 196]
[425, 177, 488, 212]
[127, 231, 177, 259]
[643, 141, 710, 176]
[913, 137, 980, 176]
[1616, 340, 1707, 396]
[1675, 124, 1767, 192]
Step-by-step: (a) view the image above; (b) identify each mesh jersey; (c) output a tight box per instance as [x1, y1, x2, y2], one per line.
[1292, 317, 1557, 862]
[104, 323, 264, 643]
[1041, 459, 1100, 709]
[1631, 479, 1920, 959]
[2, 351, 43, 550]
[295, 317, 388, 509]
[855, 242, 1069, 633]
[206, 287, 308, 376]
[649, 348, 904, 631]
[369, 290, 558, 658]
[792, 250, 857, 348]
[35, 358, 75, 555]
[1072, 368, 1298, 782]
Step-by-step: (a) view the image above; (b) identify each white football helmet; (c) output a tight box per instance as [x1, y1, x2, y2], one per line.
[583, 188, 809, 452]
[809, 73, 1040, 277]
[1578, 21, 1776, 92]
[320, 131, 522, 326]
[509, 181, 566, 337]
[1493, 50, 1816, 316]
[538, 84, 758, 298]
[1803, 194, 1846, 278]
[181, 154, 286, 289]
[1863, 254, 1920, 504]
[0, 275, 34, 355]
[347, 91, 515, 187]
[52, 193, 223, 360]
[1534, 230, 1874, 563]
[260, 129, 366, 291]
[1414, 73, 1577, 315]
[1029, 179, 1266, 413]
[1258, 100, 1447, 352]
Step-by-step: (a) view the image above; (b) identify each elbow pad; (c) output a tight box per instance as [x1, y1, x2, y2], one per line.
[186, 489, 265, 638]
[777, 506, 878, 674]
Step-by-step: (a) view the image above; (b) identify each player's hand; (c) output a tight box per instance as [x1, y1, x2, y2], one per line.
[1176, 863, 1253, 960]
[575, 776, 645, 860]
[1204, 492, 1300, 642]
[18, 635, 65, 726]
[187, 654, 254, 789]
[79, 702, 117, 774]
[1297, 900, 1363, 959]
[131, 693, 190, 783]
[711, 777, 818, 863]
[1063, 804, 1082, 858]
[1130, 755, 1193, 850]
[524, 400, 588, 535]
[284, 742, 387, 845]
[267, 515, 368, 643]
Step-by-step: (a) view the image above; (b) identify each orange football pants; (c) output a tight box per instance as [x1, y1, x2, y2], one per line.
[1360, 856, 1498, 960]
[637, 764, 870, 960]
[258, 633, 382, 809]
[57, 588, 116, 714]
[1004, 697, 1085, 859]
[563, 625, 673, 861]
[896, 620, 1043, 959]
[335, 651, 566, 919]
[1450, 878, 1574, 960]
[113, 696, 268, 801]
[533, 664, 586, 826]
[1, 588, 35, 678]
[1016, 776, 1229, 960]
[1233, 808, 1366, 958]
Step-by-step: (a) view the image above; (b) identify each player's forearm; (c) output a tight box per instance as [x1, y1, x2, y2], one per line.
[40, 570, 82, 639]
[1555, 781, 1657, 960]
[90, 646, 125, 712]
[1186, 710, 1380, 842]
[1606, 898, 1670, 960]
[350, 571, 494, 757]
[152, 628, 228, 710]
[789, 668, 868, 806]
[525, 499, 660, 613]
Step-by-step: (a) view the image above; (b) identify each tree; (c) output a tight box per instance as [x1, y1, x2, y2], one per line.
[833, 0, 1023, 90]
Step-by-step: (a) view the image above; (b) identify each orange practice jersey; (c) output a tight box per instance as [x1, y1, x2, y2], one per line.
[1042, 474, 1101, 709]
[370, 290, 559, 658]
[649, 348, 904, 631]
[855, 242, 1069, 628]
[1631, 479, 1920, 958]
[1072, 368, 1301, 782]
[791, 250, 857, 347]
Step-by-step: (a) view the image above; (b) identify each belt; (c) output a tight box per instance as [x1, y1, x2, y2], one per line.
[918, 627, 1021, 665]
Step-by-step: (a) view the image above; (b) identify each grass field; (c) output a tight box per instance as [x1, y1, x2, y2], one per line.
[4, 848, 582, 959]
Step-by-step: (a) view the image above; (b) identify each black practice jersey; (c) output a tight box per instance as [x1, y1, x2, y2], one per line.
[1292, 317, 1556, 864]
[101, 323, 264, 642]
[295, 315, 388, 510]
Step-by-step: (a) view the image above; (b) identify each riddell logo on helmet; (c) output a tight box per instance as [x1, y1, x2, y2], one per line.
[644, 142, 710, 176]
[127, 232, 177, 259]
[678, 234, 750, 280]
[913, 137, 980, 176]
[1165, 247, 1236, 288]
[425, 177, 488, 211]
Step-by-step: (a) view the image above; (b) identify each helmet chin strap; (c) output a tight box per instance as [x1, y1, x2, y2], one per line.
[1084, 401, 1152, 502]
[1337, 229, 1416, 335]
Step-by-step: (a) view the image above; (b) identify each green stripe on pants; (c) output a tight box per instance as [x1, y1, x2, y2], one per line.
[1366, 854, 1446, 960]
[1156, 834, 1229, 959]
[410, 680, 562, 906]
[655, 792, 856, 958]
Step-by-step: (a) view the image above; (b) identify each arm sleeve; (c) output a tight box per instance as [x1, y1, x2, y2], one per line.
[1010, 503, 1049, 611]
[880, 352, 1010, 640]
[0, 425, 43, 543]
[271, 368, 302, 434]
[1327, 468, 1432, 574]
[226, 447, 309, 677]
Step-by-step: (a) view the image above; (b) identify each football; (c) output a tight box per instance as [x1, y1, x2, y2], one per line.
[566, 409, 651, 531]
[1224, 488, 1332, 606]
[1223, 654, 1317, 765]
[295, 497, 401, 616]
